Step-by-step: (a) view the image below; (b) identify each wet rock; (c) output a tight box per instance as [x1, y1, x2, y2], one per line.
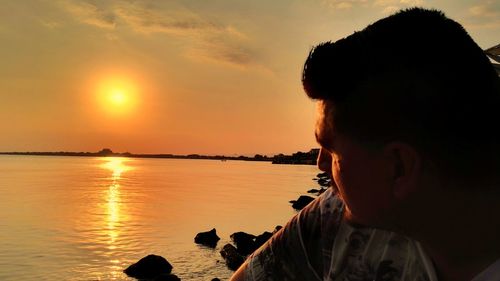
[194, 228, 220, 248]
[317, 172, 329, 178]
[220, 243, 245, 271]
[308, 187, 328, 196]
[124, 254, 173, 279]
[153, 274, 181, 281]
[273, 225, 283, 234]
[290, 195, 315, 210]
[317, 178, 331, 187]
[315, 172, 331, 187]
[307, 188, 321, 194]
[316, 173, 325, 178]
[230, 232, 256, 256]
[254, 231, 273, 249]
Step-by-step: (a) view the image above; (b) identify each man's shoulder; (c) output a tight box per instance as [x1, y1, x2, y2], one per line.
[238, 189, 436, 281]
[239, 189, 342, 281]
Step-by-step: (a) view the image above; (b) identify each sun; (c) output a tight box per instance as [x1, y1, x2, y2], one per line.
[109, 89, 127, 106]
[96, 76, 138, 116]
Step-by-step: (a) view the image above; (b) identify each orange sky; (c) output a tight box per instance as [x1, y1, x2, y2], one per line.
[1, 0, 498, 155]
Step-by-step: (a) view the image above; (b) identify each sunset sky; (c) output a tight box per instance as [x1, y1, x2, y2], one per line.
[1, 0, 498, 155]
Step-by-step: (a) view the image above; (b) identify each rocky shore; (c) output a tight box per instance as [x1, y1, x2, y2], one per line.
[123, 172, 331, 280]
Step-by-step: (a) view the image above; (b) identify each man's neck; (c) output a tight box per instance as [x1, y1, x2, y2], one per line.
[415, 191, 500, 281]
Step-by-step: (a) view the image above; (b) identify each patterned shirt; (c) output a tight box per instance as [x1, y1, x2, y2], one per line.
[241, 188, 439, 281]
[471, 259, 500, 281]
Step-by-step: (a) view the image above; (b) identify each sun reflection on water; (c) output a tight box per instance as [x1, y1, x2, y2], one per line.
[102, 158, 132, 180]
[100, 158, 132, 246]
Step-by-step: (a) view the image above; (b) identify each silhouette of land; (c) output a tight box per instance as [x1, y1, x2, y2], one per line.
[0, 148, 319, 165]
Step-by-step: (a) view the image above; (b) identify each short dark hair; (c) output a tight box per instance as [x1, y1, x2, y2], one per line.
[302, 8, 500, 185]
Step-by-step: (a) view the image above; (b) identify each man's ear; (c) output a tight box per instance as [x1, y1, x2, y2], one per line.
[383, 142, 421, 201]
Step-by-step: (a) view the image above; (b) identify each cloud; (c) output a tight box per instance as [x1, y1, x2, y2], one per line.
[186, 41, 253, 68]
[184, 32, 257, 69]
[58, 1, 255, 67]
[374, 0, 396, 6]
[40, 20, 61, 29]
[105, 33, 119, 41]
[63, 0, 116, 29]
[322, 0, 423, 11]
[321, 0, 367, 10]
[114, 4, 219, 36]
[374, 0, 423, 6]
[374, 0, 425, 14]
[382, 5, 400, 14]
[336, 2, 354, 9]
[469, 1, 499, 18]
[113, 2, 255, 67]
[465, 1, 500, 29]
[399, 0, 424, 5]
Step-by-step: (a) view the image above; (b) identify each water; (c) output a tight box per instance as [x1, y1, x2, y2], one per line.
[0, 155, 319, 280]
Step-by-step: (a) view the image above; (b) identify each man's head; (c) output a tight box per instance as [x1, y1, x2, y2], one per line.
[303, 8, 500, 227]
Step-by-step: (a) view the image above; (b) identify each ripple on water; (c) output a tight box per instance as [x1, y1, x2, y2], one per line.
[0, 156, 318, 280]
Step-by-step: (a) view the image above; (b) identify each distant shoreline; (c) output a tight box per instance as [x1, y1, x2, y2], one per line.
[0, 148, 320, 165]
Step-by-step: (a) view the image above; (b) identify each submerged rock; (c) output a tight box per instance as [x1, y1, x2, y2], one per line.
[290, 195, 315, 210]
[220, 243, 245, 271]
[194, 228, 220, 248]
[124, 254, 173, 279]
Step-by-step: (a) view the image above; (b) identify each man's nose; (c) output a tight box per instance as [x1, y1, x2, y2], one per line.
[317, 148, 332, 172]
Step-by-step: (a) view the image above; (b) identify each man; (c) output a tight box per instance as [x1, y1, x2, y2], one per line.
[231, 7, 500, 281]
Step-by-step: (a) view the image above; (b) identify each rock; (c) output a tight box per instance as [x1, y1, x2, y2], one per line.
[307, 188, 321, 194]
[228, 230, 274, 256]
[230, 232, 257, 256]
[273, 225, 283, 234]
[317, 172, 329, 178]
[194, 228, 220, 248]
[318, 178, 331, 187]
[153, 274, 181, 281]
[291, 195, 315, 210]
[220, 244, 245, 271]
[254, 231, 273, 249]
[308, 187, 328, 196]
[124, 254, 173, 279]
